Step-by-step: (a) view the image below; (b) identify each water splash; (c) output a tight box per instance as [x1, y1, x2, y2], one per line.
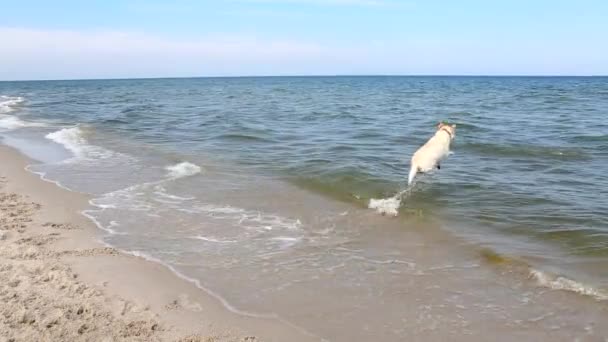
[368, 187, 414, 216]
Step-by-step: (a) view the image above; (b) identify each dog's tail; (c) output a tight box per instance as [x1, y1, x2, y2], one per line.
[408, 165, 418, 185]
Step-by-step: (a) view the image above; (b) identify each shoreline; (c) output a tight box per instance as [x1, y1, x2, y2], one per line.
[3, 134, 608, 340]
[0, 144, 315, 341]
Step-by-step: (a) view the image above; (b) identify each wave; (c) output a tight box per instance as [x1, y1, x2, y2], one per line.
[0, 96, 24, 114]
[86, 178, 303, 250]
[165, 162, 202, 179]
[45, 126, 116, 161]
[84, 161, 203, 218]
[215, 133, 276, 143]
[101, 118, 130, 125]
[479, 248, 608, 301]
[529, 268, 608, 301]
[0, 96, 48, 131]
[0, 116, 47, 130]
[450, 122, 488, 132]
[464, 142, 590, 161]
[45, 127, 87, 156]
[291, 168, 397, 206]
[569, 134, 608, 143]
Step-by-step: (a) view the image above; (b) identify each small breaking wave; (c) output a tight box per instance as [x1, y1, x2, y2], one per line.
[529, 268, 608, 301]
[0, 96, 24, 113]
[85, 162, 203, 218]
[478, 248, 608, 301]
[165, 162, 202, 179]
[0, 116, 46, 130]
[45, 127, 88, 157]
[86, 179, 304, 250]
[45, 126, 116, 161]
[0, 96, 47, 130]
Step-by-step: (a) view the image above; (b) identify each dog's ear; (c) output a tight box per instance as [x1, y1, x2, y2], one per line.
[437, 122, 443, 129]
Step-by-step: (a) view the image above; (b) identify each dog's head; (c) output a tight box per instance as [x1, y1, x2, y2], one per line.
[437, 121, 456, 139]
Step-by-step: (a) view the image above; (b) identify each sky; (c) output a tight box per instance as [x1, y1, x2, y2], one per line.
[1, 0, 607, 80]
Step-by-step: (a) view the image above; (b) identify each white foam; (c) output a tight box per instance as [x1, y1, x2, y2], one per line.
[270, 236, 302, 249]
[45, 126, 115, 160]
[0, 96, 47, 130]
[82, 208, 118, 235]
[368, 197, 401, 216]
[368, 187, 413, 217]
[86, 179, 302, 236]
[529, 268, 608, 301]
[0, 96, 24, 113]
[45, 127, 87, 157]
[86, 176, 195, 215]
[165, 161, 202, 179]
[24, 165, 76, 192]
[0, 116, 43, 130]
[153, 185, 195, 201]
[191, 235, 237, 243]
[197, 204, 303, 231]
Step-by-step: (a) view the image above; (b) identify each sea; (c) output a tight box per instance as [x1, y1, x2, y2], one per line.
[1, 76, 607, 341]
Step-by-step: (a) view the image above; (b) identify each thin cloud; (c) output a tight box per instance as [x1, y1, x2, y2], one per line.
[0, 27, 346, 80]
[0, 27, 603, 80]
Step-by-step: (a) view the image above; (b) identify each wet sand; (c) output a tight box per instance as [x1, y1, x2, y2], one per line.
[0, 144, 315, 342]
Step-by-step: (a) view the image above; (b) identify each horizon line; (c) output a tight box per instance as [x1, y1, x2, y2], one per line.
[1, 74, 607, 82]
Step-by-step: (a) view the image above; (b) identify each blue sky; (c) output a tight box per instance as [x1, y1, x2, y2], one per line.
[1, 0, 607, 80]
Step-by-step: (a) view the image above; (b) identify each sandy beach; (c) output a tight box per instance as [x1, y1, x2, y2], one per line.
[0, 144, 315, 342]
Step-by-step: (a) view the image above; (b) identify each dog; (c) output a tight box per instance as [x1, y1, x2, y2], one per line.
[408, 122, 456, 185]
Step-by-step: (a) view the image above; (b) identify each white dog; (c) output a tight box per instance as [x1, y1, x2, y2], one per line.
[408, 122, 456, 185]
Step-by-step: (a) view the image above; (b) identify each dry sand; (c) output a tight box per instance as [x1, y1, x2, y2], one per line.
[0, 145, 315, 342]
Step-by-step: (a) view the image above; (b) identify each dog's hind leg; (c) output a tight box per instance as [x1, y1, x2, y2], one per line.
[408, 166, 418, 185]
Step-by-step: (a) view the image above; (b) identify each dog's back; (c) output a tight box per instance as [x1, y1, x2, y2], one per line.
[408, 122, 456, 184]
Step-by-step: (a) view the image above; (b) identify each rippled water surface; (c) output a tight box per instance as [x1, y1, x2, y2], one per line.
[1, 77, 608, 341]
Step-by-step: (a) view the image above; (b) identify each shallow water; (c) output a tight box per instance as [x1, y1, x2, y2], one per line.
[1, 77, 608, 341]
